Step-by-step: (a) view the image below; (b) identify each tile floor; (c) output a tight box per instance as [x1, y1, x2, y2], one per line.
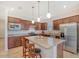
[0, 39, 79, 58]
[0, 47, 22, 58]
[0, 39, 4, 50]
[0, 47, 79, 58]
[0, 39, 23, 58]
[63, 51, 79, 58]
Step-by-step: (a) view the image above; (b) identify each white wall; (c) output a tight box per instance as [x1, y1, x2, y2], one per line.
[0, 20, 5, 38]
[0, 7, 5, 38]
[0, 1, 79, 22]
[0, 6, 8, 51]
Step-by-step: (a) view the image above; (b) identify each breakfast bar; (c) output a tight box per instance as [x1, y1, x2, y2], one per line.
[25, 36, 65, 58]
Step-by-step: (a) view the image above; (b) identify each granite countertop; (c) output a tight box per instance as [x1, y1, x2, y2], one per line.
[8, 30, 36, 37]
[8, 30, 42, 37]
[8, 30, 61, 37]
[25, 36, 65, 49]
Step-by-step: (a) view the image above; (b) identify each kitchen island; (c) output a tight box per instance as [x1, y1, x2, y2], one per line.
[25, 36, 65, 58]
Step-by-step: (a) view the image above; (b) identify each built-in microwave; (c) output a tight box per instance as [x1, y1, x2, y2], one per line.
[8, 23, 21, 31]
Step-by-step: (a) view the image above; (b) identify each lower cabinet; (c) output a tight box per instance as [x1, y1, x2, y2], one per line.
[8, 36, 22, 49]
[57, 43, 63, 58]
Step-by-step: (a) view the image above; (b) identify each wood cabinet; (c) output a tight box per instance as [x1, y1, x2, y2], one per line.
[57, 43, 63, 58]
[53, 19, 63, 30]
[53, 20, 59, 30]
[21, 20, 31, 30]
[8, 16, 32, 30]
[8, 16, 47, 30]
[8, 36, 22, 49]
[53, 15, 79, 30]
[35, 22, 47, 30]
[35, 22, 41, 30]
[41, 23, 47, 30]
[8, 37, 16, 49]
[8, 16, 21, 23]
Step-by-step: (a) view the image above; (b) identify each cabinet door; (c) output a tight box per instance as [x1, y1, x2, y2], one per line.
[41, 23, 47, 30]
[57, 43, 63, 58]
[35, 22, 41, 30]
[8, 17, 14, 23]
[63, 15, 79, 23]
[15, 37, 22, 47]
[53, 20, 58, 30]
[8, 37, 16, 49]
[68, 16, 78, 23]
[8, 36, 22, 49]
[53, 20, 63, 30]
[44, 23, 47, 30]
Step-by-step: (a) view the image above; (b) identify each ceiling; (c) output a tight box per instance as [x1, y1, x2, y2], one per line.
[0, 1, 79, 22]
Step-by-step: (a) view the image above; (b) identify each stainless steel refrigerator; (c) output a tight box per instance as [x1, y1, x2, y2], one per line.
[60, 23, 79, 54]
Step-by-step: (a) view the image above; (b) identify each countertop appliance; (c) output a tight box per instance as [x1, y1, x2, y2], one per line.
[60, 23, 79, 54]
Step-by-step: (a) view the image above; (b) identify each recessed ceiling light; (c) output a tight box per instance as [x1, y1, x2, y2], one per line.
[10, 8, 14, 11]
[64, 5, 67, 8]
[18, 6, 22, 10]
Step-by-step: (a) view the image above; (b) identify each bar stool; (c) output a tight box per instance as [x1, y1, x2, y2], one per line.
[21, 37, 41, 58]
[21, 37, 29, 57]
[32, 48, 41, 58]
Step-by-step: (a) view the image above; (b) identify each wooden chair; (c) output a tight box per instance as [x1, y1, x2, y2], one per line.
[21, 37, 41, 58]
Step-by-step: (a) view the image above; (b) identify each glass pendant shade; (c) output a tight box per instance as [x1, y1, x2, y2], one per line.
[47, 12, 51, 18]
[31, 6, 35, 24]
[46, 1, 51, 19]
[37, 1, 41, 22]
[37, 17, 40, 22]
[32, 20, 34, 24]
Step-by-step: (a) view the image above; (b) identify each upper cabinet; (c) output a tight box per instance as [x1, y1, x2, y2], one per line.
[35, 22, 47, 30]
[8, 16, 32, 30]
[41, 23, 47, 30]
[8, 16, 47, 30]
[35, 22, 41, 30]
[21, 20, 31, 30]
[63, 15, 79, 23]
[8, 16, 21, 23]
[53, 19, 64, 30]
[53, 15, 79, 30]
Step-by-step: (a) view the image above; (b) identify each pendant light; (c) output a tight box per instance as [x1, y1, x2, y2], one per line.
[37, 1, 40, 22]
[32, 20, 34, 24]
[46, 1, 51, 18]
[32, 6, 35, 24]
